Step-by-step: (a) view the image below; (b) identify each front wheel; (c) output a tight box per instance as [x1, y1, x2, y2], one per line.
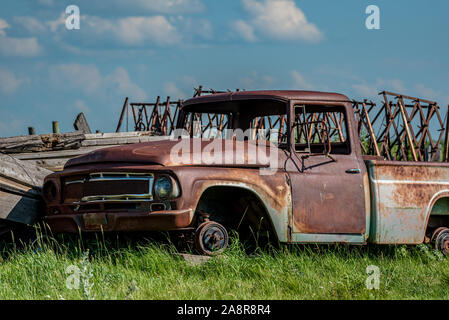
[194, 221, 229, 256]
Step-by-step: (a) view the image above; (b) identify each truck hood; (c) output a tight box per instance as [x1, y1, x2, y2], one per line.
[65, 138, 284, 169]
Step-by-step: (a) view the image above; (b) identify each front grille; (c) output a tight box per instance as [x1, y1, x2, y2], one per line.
[64, 172, 154, 204]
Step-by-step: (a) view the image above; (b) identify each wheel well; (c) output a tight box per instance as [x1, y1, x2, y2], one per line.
[426, 197, 449, 236]
[195, 186, 278, 243]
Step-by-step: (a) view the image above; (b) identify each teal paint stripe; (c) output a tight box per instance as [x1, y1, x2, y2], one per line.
[291, 233, 365, 244]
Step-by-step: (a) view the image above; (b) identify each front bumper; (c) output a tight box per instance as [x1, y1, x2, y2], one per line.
[43, 209, 193, 233]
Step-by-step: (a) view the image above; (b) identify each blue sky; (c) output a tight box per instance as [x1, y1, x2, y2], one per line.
[0, 0, 448, 136]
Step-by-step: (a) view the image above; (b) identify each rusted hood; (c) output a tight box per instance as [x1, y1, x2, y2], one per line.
[65, 138, 284, 169]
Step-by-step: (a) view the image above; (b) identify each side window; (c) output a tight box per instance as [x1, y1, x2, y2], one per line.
[293, 105, 350, 155]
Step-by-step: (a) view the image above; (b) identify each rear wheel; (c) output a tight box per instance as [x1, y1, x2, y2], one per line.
[194, 221, 229, 256]
[431, 227, 449, 255]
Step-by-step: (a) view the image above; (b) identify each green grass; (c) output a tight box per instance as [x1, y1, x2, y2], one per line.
[1, 231, 449, 300]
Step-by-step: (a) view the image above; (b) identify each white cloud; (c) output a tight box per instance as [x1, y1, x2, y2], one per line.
[13, 16, 47, 33]
[414, 84, 439, 101]
[37, 0, 204, 14]
[0, 18, 9, 36]
[51, 64, 103, 94]
[46, 12, 66, 32]
[240, 71, 276, 89]
[235, 0, 324, 42]
[164, 82, 188, 98]
[352, 78, 405, 98]
[351, 84, 377, 97]
[231, 20, 256, 42]
[74, 100, 91, 113]
[176, 16, 213, 40]
[0, 36, 41, 57]
[125, 0, 205, 14]
[414, 84, 449, 106]
[50, 64, 147, 100]
[0, 67, 24, 94]
[163, 75, 198, 98]
[45, 10, 211, 47]
[78, 15, 182, 46]
[389, 79, 406, 92]
[106, 67, 147, 99]
[115, 16, 181, 45]
[291, 70, 312, 90]
[0, 18, 42, 57]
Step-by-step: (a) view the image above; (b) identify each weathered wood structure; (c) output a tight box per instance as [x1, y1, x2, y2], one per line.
[0, 132, 169, 171]
[0, 154, 52, 234]
[73, 112, 92, 134]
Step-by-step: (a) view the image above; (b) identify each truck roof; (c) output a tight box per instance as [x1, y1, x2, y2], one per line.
[182, 90, 351, 107]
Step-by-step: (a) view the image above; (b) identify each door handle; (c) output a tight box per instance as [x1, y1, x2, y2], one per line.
[345, 168, 361, 174]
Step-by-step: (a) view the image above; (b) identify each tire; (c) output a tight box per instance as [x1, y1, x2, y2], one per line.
[194, 221, 229, 256]
[432, 227, 449, 255]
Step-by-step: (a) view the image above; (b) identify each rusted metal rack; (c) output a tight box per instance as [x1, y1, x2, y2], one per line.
[116, 96, 182, 135]
[116, 87, 449, 162]
[116, 86, 244, 136]
[353, 91, 447, 162]
[193, 85, 243, 97]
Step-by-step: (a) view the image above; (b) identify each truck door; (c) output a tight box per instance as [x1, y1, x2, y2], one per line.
[288, 103, 366, 235]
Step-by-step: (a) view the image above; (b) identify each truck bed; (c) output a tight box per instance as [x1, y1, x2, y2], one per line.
[366, 160, 449, 244]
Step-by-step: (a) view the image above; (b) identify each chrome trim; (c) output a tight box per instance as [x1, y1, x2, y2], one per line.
[65, 179, 85, 185]
[66, 172, 154, 203]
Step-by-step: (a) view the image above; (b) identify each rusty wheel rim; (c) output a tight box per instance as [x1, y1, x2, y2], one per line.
[195, 221, 228, 256]
[432, 227, 449, 250]
[438, 233, 449, 256]
[432, 227, 449, 255]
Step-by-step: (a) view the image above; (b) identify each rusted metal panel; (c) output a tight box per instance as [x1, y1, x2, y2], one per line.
[44, 209, 193, 233]
[367, 160, 449, 244]
[43, 161, 292, 241]
[287, 100, 368, 236]
[172, 167, 292, 242]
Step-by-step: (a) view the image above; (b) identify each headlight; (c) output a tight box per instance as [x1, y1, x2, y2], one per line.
[154, 176, 173, 199]
[43, 180, 58, 202]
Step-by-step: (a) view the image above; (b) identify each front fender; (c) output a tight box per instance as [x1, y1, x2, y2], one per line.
[171, 167, 292, 242]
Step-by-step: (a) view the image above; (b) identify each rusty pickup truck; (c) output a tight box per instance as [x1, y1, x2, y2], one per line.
[42, 90, 449, 255]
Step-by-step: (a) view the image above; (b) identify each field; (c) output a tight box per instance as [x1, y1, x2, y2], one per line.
[0, 231, 449, 300]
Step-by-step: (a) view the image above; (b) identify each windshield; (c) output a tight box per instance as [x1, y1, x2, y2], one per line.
[178, 100, 288, 146]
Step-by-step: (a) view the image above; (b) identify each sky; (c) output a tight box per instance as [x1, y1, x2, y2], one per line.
[0, 0, 448, 136]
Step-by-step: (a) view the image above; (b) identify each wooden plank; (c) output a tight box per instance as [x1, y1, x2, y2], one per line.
[74, 112, 91, 134]
[0, 132, 85, 153]
[85, 131, 149, 139]
[0, 155, 51, 226]
[0, 188, 43, 225]
[13, 136, 170, 171]
[177, 253, 211, 265]
[0, 154, 51, 187]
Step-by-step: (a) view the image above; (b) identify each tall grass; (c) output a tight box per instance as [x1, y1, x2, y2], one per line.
[0, 230, 449, 300]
